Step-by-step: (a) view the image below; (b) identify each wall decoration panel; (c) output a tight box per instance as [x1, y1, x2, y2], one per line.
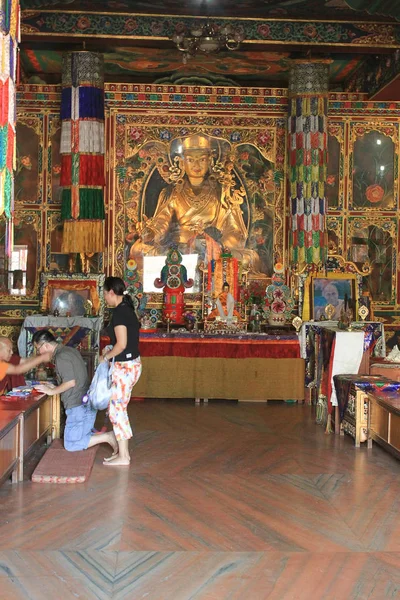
[348, 122, 398, 212]
[327, 122, 344, 211]
[111, 111, 286, 296]
[347, 216, 397, 306]
[0, 209, 43, 300]
[47, 114, 62, 204]
[327, 216, 343, 255]
[15, 116, 44, 205]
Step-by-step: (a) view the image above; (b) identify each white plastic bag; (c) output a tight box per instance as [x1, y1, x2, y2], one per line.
[85, 358, 114, 410]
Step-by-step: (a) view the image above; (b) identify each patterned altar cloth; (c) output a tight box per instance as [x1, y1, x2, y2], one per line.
[101, 331, 301, 359]
[300, 321, 385, 387]
[333, 374, 400, 421]
[18, 315, 103, 357]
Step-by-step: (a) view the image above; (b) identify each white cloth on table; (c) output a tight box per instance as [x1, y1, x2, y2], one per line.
[330, 331, 364, 407]
[299, 321, 385, 360]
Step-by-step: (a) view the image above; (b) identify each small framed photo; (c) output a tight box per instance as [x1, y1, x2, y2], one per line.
[312, 275, 356, 321]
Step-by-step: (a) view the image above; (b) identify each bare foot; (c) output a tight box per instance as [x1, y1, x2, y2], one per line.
[103, 453, 119, 463]
[103, 456, 130, 466]
[105, 431, 118, 455]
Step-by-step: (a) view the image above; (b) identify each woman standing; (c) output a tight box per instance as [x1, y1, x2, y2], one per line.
[101, 276, 141, 466]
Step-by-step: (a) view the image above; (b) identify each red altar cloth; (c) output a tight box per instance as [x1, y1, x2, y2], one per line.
[101, 333, 300, 359]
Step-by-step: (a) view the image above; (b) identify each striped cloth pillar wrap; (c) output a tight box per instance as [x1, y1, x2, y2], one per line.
[60, 52, 105, 253]
[0, 0, 19, 227]
[288, 61, 329, 268]
[289, 95, 328, 266]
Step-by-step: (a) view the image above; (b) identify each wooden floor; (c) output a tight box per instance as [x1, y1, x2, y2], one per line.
[1, 400, 400, 600]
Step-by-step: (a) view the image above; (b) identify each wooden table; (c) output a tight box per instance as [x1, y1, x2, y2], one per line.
[0, 393, 60, 483]
[367, 391, 400, 459]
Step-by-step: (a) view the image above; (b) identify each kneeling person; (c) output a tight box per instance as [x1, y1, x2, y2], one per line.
[33, 330, 117, 454]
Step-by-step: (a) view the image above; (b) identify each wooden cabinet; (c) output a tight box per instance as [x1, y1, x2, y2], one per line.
[342, 386, 369, 447]
[367, 392, 400, 460]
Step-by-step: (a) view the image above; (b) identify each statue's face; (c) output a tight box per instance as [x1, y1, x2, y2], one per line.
[183, 151, 210, 180]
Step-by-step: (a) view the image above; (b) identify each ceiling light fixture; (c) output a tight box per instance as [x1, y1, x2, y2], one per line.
[172, 22, 244, 64]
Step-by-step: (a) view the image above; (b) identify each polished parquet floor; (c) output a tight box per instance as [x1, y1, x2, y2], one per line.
[1, 399, 400, 600]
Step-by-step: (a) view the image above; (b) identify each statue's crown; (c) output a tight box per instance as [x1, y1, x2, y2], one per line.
[182, 134, 211, 153]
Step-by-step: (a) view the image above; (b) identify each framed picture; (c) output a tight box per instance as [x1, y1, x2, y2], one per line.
[311, 274, 357, 321]
[40, 273, 105, 317]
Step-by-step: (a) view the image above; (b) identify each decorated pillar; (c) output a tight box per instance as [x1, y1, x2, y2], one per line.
[0, 0, 19, 245]
[288, 60, 330, 268]
[60, 52, 105, 261]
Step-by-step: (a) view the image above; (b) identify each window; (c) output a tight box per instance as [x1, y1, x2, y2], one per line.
[8, 245, 28, 295]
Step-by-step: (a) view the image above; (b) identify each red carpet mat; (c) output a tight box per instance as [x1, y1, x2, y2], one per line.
[32, 439, 97, 484]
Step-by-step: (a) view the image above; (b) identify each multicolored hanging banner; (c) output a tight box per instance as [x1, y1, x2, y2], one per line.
[0, 0, 20, 225]
[288, 60, 330, 267]
[60, 51, 105, 253]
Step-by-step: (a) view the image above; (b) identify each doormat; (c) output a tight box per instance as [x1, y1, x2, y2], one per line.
[32, 439, 97, 484]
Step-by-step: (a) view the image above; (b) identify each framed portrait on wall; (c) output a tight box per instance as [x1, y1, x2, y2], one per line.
[311, 275, 357, 321]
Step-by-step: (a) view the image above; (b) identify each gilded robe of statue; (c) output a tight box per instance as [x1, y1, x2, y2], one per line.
[135, 177, 247, 258]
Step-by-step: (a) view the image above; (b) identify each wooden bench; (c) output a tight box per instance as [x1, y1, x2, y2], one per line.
[367, 391, 400, 459]
[0, 393, 60, 485]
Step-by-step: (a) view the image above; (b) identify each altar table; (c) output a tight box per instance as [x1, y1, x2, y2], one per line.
[131, 332, 304, 401]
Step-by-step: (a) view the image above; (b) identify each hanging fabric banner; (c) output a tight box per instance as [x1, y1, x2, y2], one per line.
[0, 0, 20, 222]
[288, 60, 330, 268]
[60, 51, 105, 254]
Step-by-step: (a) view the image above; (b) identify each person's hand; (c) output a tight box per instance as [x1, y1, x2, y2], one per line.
[34, 384, 56, 396]
[41, 351, 53, 363]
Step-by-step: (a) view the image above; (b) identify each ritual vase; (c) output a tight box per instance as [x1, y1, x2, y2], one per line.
[185, 320, 195, 331]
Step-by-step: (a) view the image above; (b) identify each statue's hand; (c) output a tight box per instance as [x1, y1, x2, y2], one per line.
[135, 216, 155, 243]
[141, 226, 155, 243]
[189, 221, 205, 235]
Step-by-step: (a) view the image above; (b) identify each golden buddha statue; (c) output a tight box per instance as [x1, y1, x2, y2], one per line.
[129, 134, 259, 268]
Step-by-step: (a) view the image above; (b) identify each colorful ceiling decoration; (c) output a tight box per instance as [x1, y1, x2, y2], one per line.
[18, 0, 400, 21]
[18, 0, 400, 92]
[19, 47, 364, 87]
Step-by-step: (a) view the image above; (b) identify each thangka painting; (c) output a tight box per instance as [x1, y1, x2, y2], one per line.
[113, 114, 285, 296]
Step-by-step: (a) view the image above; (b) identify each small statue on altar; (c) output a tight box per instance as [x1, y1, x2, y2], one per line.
[249, 304, 262, 333]
[207, 282, 241, 322]
[338, 294, 354, 330]
[154, 246, 193, 325]
[84, 299, 93, 318]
